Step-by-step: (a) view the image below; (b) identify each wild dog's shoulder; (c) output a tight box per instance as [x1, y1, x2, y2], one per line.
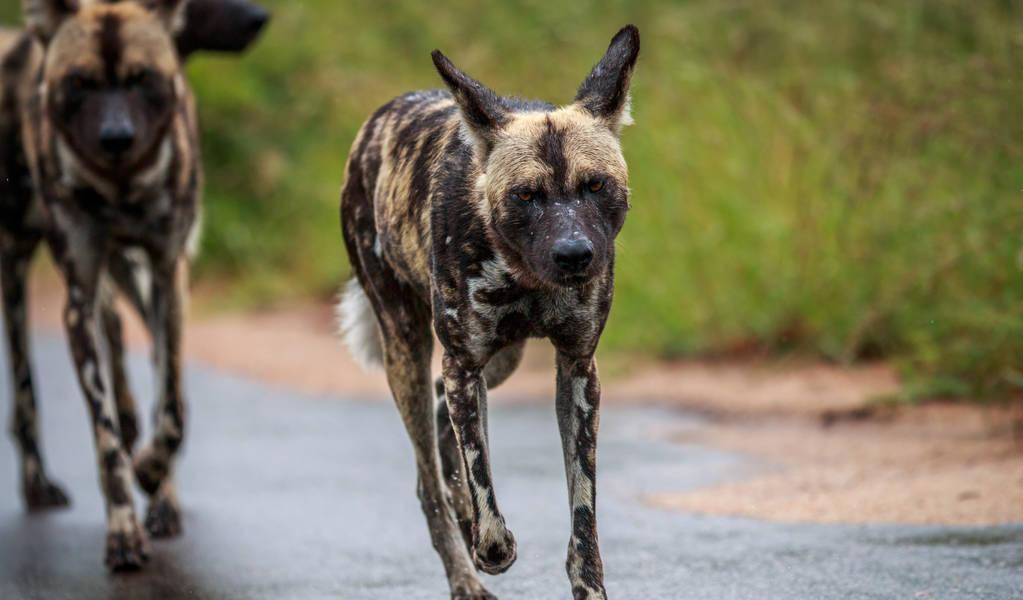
[345, 89, 462, 189]
[0, 28, 26, 59]
[354, 89, 458, 144]
[1, 29, 41, 100]
[0, 29, 39, 158]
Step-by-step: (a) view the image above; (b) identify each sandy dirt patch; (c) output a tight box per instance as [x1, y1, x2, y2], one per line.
[651, 404, 1023, 526]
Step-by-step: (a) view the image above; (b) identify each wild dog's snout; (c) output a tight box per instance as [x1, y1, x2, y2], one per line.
[552, 237, 594, 274]
[98, 95, 135, 158]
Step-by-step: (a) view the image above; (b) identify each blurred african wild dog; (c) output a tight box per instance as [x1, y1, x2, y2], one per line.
[0, 0, 267, 571]
[339, 25, 640, 599]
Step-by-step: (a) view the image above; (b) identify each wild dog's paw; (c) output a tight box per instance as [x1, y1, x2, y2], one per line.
[105, 517, 150, 572]
[144, 488, 183, 539]
[23, 473, 71, 511]
[452, 586, 498, 600]
[451, 574, 498, 600]
[473, 527, 517, 575]
[572, 585, 608, 600]
[133, 446, 169, 496]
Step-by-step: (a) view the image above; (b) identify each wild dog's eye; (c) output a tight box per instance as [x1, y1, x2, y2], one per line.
[61, 74, 93, 110]
[126, 69, 157, 89]
[64, 74, 92, 94]
[587, 179, 605, 193]
[513, 190, 534, 202]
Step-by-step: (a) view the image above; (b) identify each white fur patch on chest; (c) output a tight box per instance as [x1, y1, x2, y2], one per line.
[466, 257, 521, 316]
[460, 255, 599, 357]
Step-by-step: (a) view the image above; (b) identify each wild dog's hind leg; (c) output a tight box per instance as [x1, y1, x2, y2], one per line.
[49, 221, 148, 571]
[555, 353, 606, 600]
[356, 280, 492, 598]
[1, 234, 70, 510]
[133, 256, 187, 538]
[343, 189, 491, 598]
[436, 341, 524, 552]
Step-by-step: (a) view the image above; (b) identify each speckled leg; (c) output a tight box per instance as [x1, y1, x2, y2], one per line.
[436, 342, 524, 553]
[100, 297, 138, 452]
[133, 258, 187, 539]
[2, 235, 70, 511]
[556, 354, 606, 600]
[442, 355, 517, 576]
[343, 172, 493, 598]
[49, 221, 148, 571]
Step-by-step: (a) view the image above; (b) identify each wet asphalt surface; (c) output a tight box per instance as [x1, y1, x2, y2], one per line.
[0, 333, 1021, 599]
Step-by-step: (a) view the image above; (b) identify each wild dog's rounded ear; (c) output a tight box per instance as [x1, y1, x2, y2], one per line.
[431, 49, 508, 154]
[574, 25, 640, 135]
[21, 0, 79, 45]
[175, 0, 270, 59]
[141, 0, 188, 34]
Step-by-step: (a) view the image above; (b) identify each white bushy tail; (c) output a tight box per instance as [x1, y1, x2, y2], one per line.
[336, 279, 384, 370]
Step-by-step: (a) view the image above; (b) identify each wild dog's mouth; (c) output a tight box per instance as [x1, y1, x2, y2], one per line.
[553, 272, 595, 287]
[55, 118, 173, 184]
[526, 255, 606, 289]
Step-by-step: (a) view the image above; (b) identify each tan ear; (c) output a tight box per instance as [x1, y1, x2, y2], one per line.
[574, 25, 640, 135]
[431, 49, 508, 154]
[21, 0, 79, 44]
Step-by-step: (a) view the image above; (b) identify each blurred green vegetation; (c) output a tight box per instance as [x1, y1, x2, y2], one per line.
[4, 1, 1022, 399]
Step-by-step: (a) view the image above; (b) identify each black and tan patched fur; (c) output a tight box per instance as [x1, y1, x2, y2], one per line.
[339, 25, 639, 600]
[0, 0, 266, 573]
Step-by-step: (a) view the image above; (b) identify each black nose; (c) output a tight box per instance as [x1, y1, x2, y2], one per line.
[99, 125, 135, 158]
[552, 238, 594, 274]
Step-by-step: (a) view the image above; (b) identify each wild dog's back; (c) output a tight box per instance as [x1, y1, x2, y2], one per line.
[340, 89, 464, 300]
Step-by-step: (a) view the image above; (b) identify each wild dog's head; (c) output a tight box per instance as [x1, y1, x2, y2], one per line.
[23, 0, 186, 177]
[433, 25, 639, 288]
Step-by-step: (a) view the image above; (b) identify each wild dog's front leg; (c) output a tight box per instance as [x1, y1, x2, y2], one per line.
[134, 257, 187, 538]
[54, 236, 148, 571]
[556, 354, 606, 600]
[441, 354, 517, 575]
[436, 341, 526, 553]
[100, 297, 139, 452]
[1, 236, 70, 510]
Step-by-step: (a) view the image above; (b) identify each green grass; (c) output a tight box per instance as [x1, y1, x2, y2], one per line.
[4, 1, 1022, 399]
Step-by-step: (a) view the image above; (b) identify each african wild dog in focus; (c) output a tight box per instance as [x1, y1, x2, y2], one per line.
[339, 25, 640, 599]
[0, 0, 266, 571]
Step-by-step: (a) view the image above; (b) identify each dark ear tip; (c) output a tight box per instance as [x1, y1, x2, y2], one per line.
[431, 49, 460, 85]
[613, 24, 640, 53]
[431, 49, 448, 69]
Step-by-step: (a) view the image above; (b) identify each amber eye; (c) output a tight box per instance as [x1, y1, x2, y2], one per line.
[514, 190, 533, 202]
[588, 180, 605, 193]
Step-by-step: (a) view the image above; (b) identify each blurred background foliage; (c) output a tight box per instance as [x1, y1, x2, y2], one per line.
[3, 0, 1021, 399]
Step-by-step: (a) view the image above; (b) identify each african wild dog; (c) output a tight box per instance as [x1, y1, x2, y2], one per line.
[0, 0, 266, 571]
[339, 25, 640, 599]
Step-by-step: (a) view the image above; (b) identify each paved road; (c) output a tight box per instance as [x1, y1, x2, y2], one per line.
[0, 333, 1021, 599]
